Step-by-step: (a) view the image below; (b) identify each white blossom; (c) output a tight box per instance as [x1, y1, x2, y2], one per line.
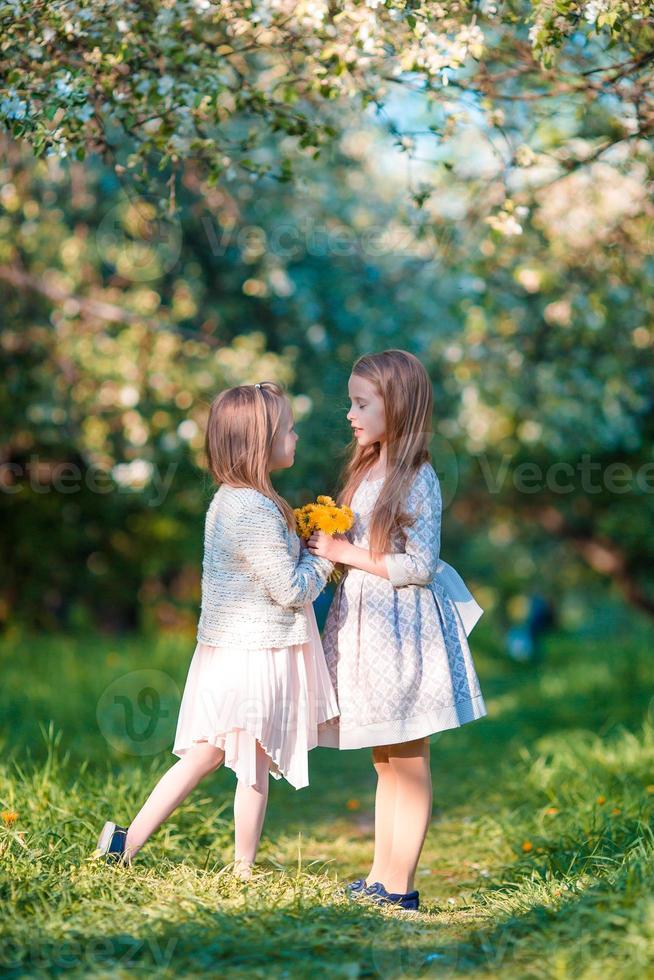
[584, 0, 611, 24]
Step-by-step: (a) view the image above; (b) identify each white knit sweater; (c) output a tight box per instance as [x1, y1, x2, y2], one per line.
[196, 484, 334, 649]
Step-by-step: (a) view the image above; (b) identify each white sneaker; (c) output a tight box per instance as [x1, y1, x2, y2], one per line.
[93, 820, 130, 864]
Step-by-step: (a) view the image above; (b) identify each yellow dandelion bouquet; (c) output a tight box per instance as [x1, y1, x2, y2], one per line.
[294, 495, 354, 583]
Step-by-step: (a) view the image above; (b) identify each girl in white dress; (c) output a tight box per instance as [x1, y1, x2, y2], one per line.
[308, 350, 487, 910]
[95, 381, 338, 877]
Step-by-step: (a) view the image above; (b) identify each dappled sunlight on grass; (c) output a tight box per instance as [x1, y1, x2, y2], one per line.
[2, 620, 654, 976]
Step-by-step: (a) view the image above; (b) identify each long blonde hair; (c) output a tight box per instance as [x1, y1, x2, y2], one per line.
[337, 350, 433, 554]
[204, 381, 296, 531]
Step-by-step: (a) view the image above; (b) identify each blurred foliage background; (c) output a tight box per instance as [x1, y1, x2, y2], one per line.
[1, 0, 653, 639]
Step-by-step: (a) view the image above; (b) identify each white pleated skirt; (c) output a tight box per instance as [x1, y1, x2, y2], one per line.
[172, 602, 340, 790]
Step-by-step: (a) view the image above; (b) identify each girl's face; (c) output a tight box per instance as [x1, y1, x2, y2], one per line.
[269, 400, 298, 471]
[347, 373, 386, 447]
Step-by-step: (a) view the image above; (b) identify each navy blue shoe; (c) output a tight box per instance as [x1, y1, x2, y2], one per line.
[94, 821, 129, 864]
[365, 881, 420, 910]
[344, 877, 367, 898]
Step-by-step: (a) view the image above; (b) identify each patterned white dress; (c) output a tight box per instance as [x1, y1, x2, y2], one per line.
[317, 462, 488, 750]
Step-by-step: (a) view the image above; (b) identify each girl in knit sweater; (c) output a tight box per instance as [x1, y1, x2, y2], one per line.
[95, 382, 338, 877]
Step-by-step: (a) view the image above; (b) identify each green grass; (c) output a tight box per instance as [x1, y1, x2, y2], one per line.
[2, 614, 654, 978]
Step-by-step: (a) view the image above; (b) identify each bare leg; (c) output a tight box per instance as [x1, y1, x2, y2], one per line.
[382, 736, 432, 894]
[233, 740, 272, 877]
[366, 744, 397, 886]
[124, 741, 225, 860]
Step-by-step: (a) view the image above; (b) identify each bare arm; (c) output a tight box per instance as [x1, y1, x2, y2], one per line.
[307, 534, 390, 579]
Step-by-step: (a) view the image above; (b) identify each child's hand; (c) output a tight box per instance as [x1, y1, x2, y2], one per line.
[307, 530, 348, 563]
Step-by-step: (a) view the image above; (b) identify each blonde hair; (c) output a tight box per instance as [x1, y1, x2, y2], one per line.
[336, 349, 433, 554]
[204, 381, 296, 531]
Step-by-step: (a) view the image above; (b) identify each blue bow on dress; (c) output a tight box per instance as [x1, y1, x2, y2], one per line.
[431, 559, 484, 637]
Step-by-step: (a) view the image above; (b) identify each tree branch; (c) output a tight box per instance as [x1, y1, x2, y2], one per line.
[0, 262, 222, 347]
